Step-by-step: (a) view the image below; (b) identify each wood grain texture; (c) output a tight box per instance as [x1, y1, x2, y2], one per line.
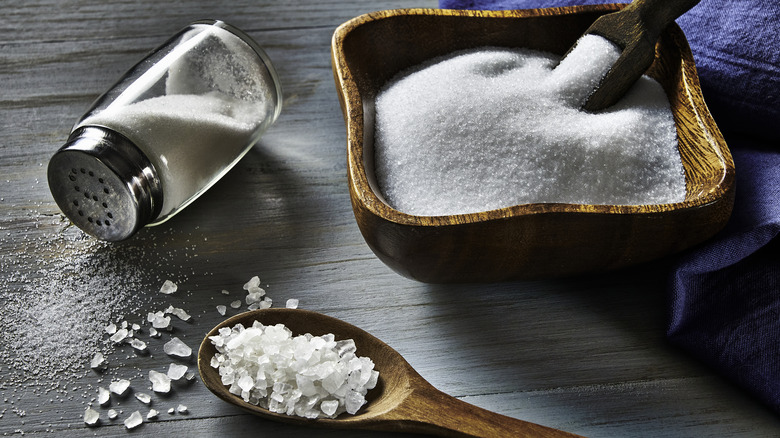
[331, 6, 735, 282]
[0, 1, 776, 438]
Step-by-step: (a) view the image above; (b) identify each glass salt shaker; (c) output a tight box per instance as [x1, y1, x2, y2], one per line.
[47, 20, 282, 241]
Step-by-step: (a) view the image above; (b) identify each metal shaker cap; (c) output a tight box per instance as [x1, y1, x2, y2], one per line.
[47, 126, 163, 241]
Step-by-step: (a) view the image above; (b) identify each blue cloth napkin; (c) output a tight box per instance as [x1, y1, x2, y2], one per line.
[441, 0, 780, 413]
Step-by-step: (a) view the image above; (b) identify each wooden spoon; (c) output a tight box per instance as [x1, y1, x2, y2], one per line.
[576, 0, 701, 111]
[198, 308, 583, 437]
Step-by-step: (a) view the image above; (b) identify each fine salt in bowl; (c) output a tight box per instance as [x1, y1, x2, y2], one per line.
[331, 5, 734, 283]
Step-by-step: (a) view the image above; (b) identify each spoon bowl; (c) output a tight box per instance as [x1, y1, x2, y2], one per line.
[198, 308, 582, 437]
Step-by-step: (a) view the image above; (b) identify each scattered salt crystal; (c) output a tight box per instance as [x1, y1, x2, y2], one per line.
[147, 311, 171, 329]
[167, 408, 175, 414]
[109, 379, 131, 396]
[159, 280, 178, 295]
[105, 323, 117, 335]
[107, 409, 118, 420]
[167, 363, 188, 380]
[124, 410, 143, 429]
[109, 328, 129, 344]
[135, 393, 151, 404]
[149, 327, 160, 338]
[165, 305, 191, 321]
[147, 409, 158, 420]
[184, 371, 196, 381]
[176, 404, 188, 414]
[373, 34, 685, 216]
[132, 323, 141, 331]
[163, 337, 192, 357]
[221, 289, 230, 295]
[216, 305, 227, 316]
[84, 407, 99, 425]
[230, 300, 241, 309]
[242, 276, 261, 290]
[90, 352, 106, 369]
[285, 298, 299, 309]
[149, 370, 171, 393]
[130, 338, 148, 352]
[97, 387, 110, 406]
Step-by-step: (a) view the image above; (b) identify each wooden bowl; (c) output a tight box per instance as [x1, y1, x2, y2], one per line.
[331, 5, 734, 283]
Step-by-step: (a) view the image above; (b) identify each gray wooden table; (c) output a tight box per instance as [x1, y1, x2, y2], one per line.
[1, 1, 779, 436]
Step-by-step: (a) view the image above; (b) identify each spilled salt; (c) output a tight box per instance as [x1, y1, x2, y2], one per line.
[374, 34, 685, 216]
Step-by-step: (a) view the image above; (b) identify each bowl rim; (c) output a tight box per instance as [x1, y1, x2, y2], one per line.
[331, 6, 735, 228]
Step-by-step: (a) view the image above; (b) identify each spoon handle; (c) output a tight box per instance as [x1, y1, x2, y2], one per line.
[393, 382, 583, 438]
[581, 0, 701, 111]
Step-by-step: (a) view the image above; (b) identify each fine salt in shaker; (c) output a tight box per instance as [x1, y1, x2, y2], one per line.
[47, 20, 282, 241]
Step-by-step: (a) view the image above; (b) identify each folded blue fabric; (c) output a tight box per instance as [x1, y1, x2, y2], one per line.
[441, 0, 780, 413]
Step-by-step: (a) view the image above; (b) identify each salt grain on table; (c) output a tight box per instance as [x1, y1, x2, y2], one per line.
[135, 393, 152, 404]
[147, 409, 159, 419]
[97, 387, 110, 406]
[124, 411, 143, 429]
[159, 280, 178, 295]
[109, 379, 130, 395]
[167, 363, 188, 380]
[90, 353, 106, 369]
[163, 337, 192, 357]
[149, 370, 172, 393]
[84, 407, 99, 425]
[130, 338, 148, 351]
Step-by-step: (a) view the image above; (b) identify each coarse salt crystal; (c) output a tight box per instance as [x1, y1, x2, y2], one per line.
[135, 393, 151, 404]
[110, 328, 129, 344]
[209, 321, 378, 419]
[90, 352, 106, 369]
[159, 280, 178, 295]
[109, 379, 131, 396]
[105, 323, 117, 335]
[149, 370, 171, 393]
[167, 363, 188, 380]
[130, 338, 148, 352]
[147, 409, 159, 419]
[285, 298, 299, 309]
[216, 305, 227, 316]
[97, 387, 110, 406]
[84, 407, 100, 425]
[107, 409, 118, 420]
[176, 404, 188, 414]
[163, 337, 192, 357]
[124, 410, 143, 429]
[165, 305, 191, 321]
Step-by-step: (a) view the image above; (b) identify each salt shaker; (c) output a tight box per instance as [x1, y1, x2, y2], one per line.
[47, 20, 282, 241]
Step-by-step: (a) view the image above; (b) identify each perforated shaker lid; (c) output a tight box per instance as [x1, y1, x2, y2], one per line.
[47, 126, 163, 241]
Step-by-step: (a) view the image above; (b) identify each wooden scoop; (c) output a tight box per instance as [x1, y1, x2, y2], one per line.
[578, 0, 701, 111]
[199, 308, 584, 437]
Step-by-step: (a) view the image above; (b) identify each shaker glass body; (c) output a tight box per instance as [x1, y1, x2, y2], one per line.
[48, 20, 282, 241]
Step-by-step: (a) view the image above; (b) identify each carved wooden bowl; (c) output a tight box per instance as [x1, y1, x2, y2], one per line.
[331, 5, 734, 283]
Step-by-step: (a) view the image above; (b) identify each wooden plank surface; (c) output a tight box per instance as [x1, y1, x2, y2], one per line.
[1, 0, 779, 437]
